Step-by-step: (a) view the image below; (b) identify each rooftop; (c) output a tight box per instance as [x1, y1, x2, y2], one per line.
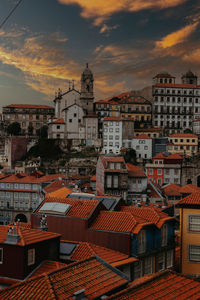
[47, 187, 73, 198]
[4, 104, 54, 109]
[163, 184, 181, 196]
[169, 133, 198, 138]
[127, 164, 146, 178]
[108, 270, 200, 299]
[153, 83, 199, 88]
[0, 225, 60, 246]
[179, 184, 200, 194]
[178, 192, 200, 206]
[134, 134, 151, 139]
[0, 256, 129, 300]
[0, 173, 64, 184]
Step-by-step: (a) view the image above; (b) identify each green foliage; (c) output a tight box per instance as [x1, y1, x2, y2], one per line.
[36, 126, 48, 139]
[124, 148, 137, 164]
[184, 128, 192, 134]
[25, 139, 62, 160]
[7, 122, 21, 136]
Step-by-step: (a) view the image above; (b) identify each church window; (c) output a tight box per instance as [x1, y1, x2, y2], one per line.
[74, 113, 77, 117]
[78, 119, 81, 123]
[69, 119, 72, 123]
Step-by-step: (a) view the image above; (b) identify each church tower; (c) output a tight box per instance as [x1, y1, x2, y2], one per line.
[80, 63, 94, 113]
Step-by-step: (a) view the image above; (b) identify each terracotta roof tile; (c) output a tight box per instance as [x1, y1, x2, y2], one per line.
[37, 197, 99, 219]
[127, 164, 146, 178]
[47, 187, 73, 198]
[104, 117, 123, 121]
[153, 152, 166, 159]
[51, 118, 65, 124]
[0, 173, 64, 184]
[153, 83, 199, 88]
[8, 222, 31, 229]
[163, 184, 181, 196]
[0, 257, 128, 300]
[108, 270, 200, 299]
[44, 180, 66, 193]
[178, 192, 200, 206]
[179, 184, 200, 194]
[166, 153, 184, 160]
[0, 225, 60, 246]
[29, 260, 67, 279]
[5, 104, 54, 109]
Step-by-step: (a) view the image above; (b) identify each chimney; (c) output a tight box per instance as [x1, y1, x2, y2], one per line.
[5, 221, 21, 244]
[40, 214, 48, 231]
[73, 289, 85, 300]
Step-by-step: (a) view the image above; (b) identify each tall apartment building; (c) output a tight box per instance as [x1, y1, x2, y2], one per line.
[152, 71, 200, 135]
[3, 104, 54, 136]
[102, 117, 134, 154]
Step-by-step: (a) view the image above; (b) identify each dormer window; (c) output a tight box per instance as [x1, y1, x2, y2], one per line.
[138, 230, 146, 254]
[161, 224, 168, 247]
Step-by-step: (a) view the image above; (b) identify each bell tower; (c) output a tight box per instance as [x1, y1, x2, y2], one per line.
[80, 63, 94, 113]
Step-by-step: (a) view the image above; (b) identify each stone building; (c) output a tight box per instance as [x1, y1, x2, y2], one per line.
[2, 104, 54, 136]
[152, 71, 200, 135]
[48, 64, 100, 147]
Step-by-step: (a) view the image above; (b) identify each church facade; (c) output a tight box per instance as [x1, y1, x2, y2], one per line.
[48, 64, 100, 147]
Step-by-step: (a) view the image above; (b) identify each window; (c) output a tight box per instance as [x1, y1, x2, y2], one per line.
[157, 169, 162, 175]
[134, 261, 143, 279]
[144, 256, 153, 275]
[57, 125, 60, 129]
[69, 119, 72, 123]
[28, 248, 35, 266]
[189, 215, 200, 232]
[161, 224, 168, 246]
[106, 175, 112, 188]
[74, 113, 77, 117]
[138, 230, 146, 254]
[188, 244, 200, 263]
[113, 176, 118, 188]
[158, 252, 165, 271]
[0, 248, 3, 264]
[166, 250, 173, 268]
[144, 146, 148, 150]
[149, 168, 153, 175]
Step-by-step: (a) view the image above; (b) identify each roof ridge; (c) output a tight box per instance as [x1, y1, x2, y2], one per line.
[44, 273, 57, 299]
[19, 227, 25, 246]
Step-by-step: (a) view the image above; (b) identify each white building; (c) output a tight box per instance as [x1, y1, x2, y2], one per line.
[102, 117, 123, 155]
[153, 71, 200, 135]
[132, 134, 152, 160]
[192, 118, 200, 135]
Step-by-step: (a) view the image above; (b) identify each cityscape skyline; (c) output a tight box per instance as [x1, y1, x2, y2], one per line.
[0, 0, 199, 109]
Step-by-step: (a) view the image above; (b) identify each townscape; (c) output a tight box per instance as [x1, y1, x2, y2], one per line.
[0, 65, 199, 298]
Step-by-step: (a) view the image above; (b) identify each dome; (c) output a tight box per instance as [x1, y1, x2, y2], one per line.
[182, 70, 197, 78]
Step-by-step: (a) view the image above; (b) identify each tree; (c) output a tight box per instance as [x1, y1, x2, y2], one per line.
[36, 125, 48, 139]
[124, 148, 137, 164]
[184, 128, 192, 134]
[7, 122, 21, 136]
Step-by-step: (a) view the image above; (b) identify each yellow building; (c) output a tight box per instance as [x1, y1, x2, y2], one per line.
[179, 192, 200, 277]
[167, 133, 198, 156]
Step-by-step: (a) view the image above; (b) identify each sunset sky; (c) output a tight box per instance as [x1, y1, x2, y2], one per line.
[0, 0, 199, 109]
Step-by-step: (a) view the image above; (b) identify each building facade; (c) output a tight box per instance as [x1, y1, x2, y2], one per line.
[152, 71, 200, 135]
[3, 104, 54, 136]
[167, 133, 198, 156]
[132, 134, 152, 160]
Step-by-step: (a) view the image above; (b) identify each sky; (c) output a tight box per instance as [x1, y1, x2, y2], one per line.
[0, 0, 199, 110]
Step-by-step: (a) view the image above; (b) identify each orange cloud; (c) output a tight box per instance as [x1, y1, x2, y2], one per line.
[58, 0, 187, 25]
[155, 22, 198, 49]
[183, 48, 200, 65]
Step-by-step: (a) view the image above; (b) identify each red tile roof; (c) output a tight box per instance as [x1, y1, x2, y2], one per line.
[91, 175, 96, 181]
[134, 134, 151, 139]
[127, 164, 146, 178]
[104, 117, 122, 121]
[108, 270, 200, 299]
[5, 104, 54, 109]
[43, 180, 66, 193]
[163, 184, 181, 196]
[0, 225, 60, 246]
[166, 153, 184, 160]
[47, 187, 73, 198]
[63, 240, 130, 264]
[153, 73, 175, 78]
[0, 256, 128, 300]
[169, 133, 198, 138]
[178, 192, 200, 206]
[29, 260, 67, 279]
[52, 118, 65, 124]
[153, 152, 166, 159]
[179, 184, 200, 194]
[0, 173, 64, 184]
[37, 197, 99, 219]
[90, 211, 153, 234]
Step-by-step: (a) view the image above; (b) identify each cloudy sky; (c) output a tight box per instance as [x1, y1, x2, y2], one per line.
[0, 0, 199, 109]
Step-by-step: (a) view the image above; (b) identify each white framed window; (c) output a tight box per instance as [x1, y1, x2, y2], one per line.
[138, 230, 146, 254]
[166, 249, 174, 268]
[149, 168, 153, 175]
[189, 245, 200, 262]
[158, 252, 165, 271]
[28, 248, 35, 266]
[188, 215, 200, 232]
[157, 169, 162, 175]
[144, 256, 153, 275]
[106, 175, 112, 188]
[161, 224, 168, 247]
[113, 176, 118, 188]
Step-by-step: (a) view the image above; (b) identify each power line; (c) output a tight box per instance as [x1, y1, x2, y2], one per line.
[0, 0, 24, 29]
